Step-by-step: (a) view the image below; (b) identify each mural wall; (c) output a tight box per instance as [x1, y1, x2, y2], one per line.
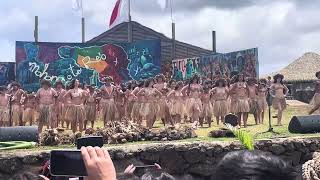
[16, 40, 161, 92]
[172, 48, 258, 80]
[0, 62, 15, 86]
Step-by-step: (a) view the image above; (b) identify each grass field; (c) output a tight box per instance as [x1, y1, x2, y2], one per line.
[3, 103, 320, 153]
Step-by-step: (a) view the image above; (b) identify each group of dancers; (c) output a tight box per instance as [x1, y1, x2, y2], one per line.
[0, 73, 290, 133]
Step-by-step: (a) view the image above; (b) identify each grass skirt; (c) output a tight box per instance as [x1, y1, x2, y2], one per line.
[202, 102, 213, 117]
[38, 104, 55, 124]
[65, 104, 85, 123]
[100, 99, 116, 122]
[170, 99, 184, 116]
[85, 104, 96, 122]
[157, 98, 167, 118]
[140, 102, 157, 118]
[214, 100, 228, 117]
[0, 106, 8, 124]
[249, 98, 258, 114]
[131, 101, 141, 120]
[234, 97, 250, 113]
[12, 104, 22, 125]
[272, 97, 286, 110]
[186, 98, 202, 116]
[23, 108, 36, 124]
[257, 97, 268, 112]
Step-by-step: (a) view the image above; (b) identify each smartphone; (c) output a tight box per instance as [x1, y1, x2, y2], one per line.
[50, 150, 87, 177]
[134, 165, 157, 168]
[76, 136, 103, 149]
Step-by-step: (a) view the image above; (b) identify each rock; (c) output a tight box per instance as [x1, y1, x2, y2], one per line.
[269, 144, 286, 155]
[173, 174, 198, 180]
[281, 151, 302, 166]
[310, 143, 317, 151]
[293, 141, 303, 149]
[183, 148, 206, 163]
[114, 151, 126, 160]
[283, 141, 295, 152]
[160, 150, 188, 174]
[140, 152, 160, 163]
[22, 155, 39, 164]
[188, 163, 215, 177]
[0, 157, 22, 174]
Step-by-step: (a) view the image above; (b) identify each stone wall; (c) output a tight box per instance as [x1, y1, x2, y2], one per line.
[1, 137, 320, 179]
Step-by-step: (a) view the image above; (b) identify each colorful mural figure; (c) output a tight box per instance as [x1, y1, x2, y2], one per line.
[16, 40, 161, 92]
[172, 48, 258, 80]
[0, 62, 15, 86]
[172, 57, 200, 80]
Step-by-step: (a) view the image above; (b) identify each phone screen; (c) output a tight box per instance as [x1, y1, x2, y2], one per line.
[50, 150, 87, 177]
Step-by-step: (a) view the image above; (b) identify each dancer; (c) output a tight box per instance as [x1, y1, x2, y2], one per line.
[167, 81, 184, 126]
[270, 74, 288, 126]
[54, 80, 66, 128]
[9, 82, 25, 126]
[0, 86, 9, 127]
[99, 77, 117, 126]
[257, 79, 268, 124]
[114, 84, 126, 122]
[309, 71, 320, 115]
[22, 92, 37, 126]
[131, 80, 144, 124]
[153, 74, 169, 125]
[36, 80, 57, 132]
[230, 74, 250, 128]
[211, 78, 229, 125]
[124, 81, 134, 120]
[64, 79, 87, 133]
[247, 78, 258, 124]
[84, 85, 98, 129]
[137, 78, 162, 128]
[228, 76, 238, 114]
[63, 85, 72, 129]
[181, 74, 202, 129]
[200, 85, 213, 127]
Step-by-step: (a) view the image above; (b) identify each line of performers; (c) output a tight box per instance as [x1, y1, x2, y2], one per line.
[0, 73, 290, 133]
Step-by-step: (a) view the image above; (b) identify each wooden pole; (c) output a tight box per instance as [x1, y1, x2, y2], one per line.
[128, 0, 132, 42]
[34, 16, 38, 42]
[172, 22, 176, 60]
[82, 17, 85, 43]
[212, 31, 216, 53]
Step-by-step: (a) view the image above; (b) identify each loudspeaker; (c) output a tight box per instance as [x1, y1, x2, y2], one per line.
[288, 115, 320, 133]
[225, 114, 238, 126]
[0, 126, 39, 142]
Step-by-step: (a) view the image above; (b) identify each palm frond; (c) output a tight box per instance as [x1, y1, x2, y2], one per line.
[225, 123, 254, 150]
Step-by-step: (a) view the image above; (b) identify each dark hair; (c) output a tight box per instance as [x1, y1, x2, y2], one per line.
[215, 150, 300, 180]
[11, 81, 21, 88]
[190, 74, 200, 84]
[141, 172, 175, 180]
[273, 74, 284, 84]
[156, 74, 166, 82]
[126, 81, 133, 90]
[235, 73, 245, 82]
[316, 71, 320, 78]
[0, 86, 7, 92]
[54, 80, 64, 88]
[246, 77, 257, 85]
[9, 172, 43, 180]
[69, 79, 79, 89]
[174, 81, 183, 90]
[40, 79, 51, 87]
[144, 78, 155, 87]
[137, 80, 145, 88]
[215, 78, 226, 87]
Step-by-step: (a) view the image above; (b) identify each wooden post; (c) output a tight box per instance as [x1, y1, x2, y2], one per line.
[212, 31, 216, 53]
[172, 22, 176, 60]
[34, 16, 38, 42]
[82, 17, 85, 43]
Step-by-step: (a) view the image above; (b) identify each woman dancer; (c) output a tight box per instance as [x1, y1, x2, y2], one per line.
[181, 74, 202, 129]
[9, 82, 25, 126]
[0, 86, 9, 127]
[228, 76, 238, 114]
[63, 85, 72, 129]
[36, 80, 57, 132]
[200, 85, 213, 127]
[309, 71, 320, 114]
[230, 74, 250, 128]
[131, 80, 144, 124]
[270, 74, 288, 126]
[22, 92, 37, 126]
[211, 78, 229, 125]
[153, 74, 168, 125]
[124, 81, 134, 120]
[247, 78, 258, 125]
[64, 79, 87, 133]
[137, 78, 162, 128]
[99, 77, 117, 126]
[55, 80, 66, 128]
[257, 79, 268, 124]
[84, 85, 98, 129]
[167, 81, 184, 126]
[114, 84, 126, 122]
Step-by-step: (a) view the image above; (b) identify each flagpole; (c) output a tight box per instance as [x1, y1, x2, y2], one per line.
[81, 0, 85, 43]
[170, 0, 175, 60]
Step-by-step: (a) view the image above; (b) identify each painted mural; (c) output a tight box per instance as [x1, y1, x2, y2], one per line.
[16, 40, 161, 92]
[171, 57, 200, 81]
[172, 48, 258, 80]
[0, 62, 15, 86]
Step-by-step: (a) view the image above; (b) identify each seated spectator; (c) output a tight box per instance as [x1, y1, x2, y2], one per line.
[215, 150, 300, 180]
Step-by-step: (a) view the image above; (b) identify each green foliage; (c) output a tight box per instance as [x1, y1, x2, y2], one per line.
[0, 141, 36, 150]
[225, 124, 255, 150]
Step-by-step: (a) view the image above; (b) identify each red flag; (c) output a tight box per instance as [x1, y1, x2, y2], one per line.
[109, 0, 129, 28]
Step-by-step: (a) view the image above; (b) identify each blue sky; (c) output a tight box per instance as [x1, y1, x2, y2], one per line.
[1, 0, 320, 75]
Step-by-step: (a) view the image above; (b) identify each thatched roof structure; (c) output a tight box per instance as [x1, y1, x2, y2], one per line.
[269, 52, 320, 82]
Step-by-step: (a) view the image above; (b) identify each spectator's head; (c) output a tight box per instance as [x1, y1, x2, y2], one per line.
[141, 172, 175, 180]
[215, 150, 300, 180]
[9, 172, 44, 180]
